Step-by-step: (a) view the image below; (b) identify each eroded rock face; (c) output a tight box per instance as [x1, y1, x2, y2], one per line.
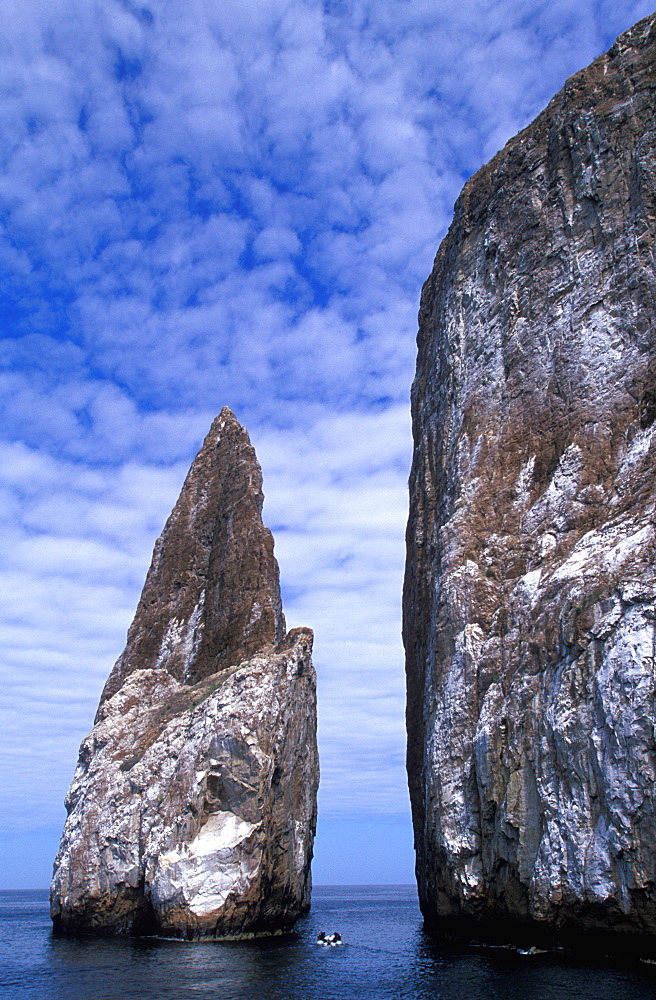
[404, 16, 656, 951]
[98, 407, 286, 708]
[51, 409, 318, 938]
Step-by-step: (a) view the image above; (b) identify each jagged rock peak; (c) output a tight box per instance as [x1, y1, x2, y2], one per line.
[51, 410, 318, 939]
[404, 14, 656, 954]
[98, 406, 285, 712]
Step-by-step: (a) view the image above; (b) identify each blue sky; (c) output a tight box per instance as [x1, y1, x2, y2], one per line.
[0, 0, 652, 890]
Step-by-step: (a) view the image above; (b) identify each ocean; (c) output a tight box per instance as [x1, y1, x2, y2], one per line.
[3, 886, 656, 1000]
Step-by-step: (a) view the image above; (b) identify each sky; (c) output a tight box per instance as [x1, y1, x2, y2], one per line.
[0, 0, 653, 891]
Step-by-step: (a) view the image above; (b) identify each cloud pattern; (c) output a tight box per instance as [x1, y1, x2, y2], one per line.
[0, 0, 652, 884]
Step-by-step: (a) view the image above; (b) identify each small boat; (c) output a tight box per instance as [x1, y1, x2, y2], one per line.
[317, 931, 343, 946]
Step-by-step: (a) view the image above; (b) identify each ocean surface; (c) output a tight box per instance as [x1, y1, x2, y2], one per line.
[3, 886, 656, 1000]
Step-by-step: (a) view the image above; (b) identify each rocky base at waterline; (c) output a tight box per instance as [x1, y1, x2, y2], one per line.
[404, 15, 656, 952]
[51, 409, 318, 939]
[51, 629, 316, 939]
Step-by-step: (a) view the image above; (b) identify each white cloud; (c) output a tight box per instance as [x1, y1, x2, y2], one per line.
[252, 406, 414, 817]
[0, 0, 653, 880]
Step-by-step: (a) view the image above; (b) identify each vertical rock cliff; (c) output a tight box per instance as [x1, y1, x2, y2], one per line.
[51, 407, 318, 938]
[404, 15, 656, 951]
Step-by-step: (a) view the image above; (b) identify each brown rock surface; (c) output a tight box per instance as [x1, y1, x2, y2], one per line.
[98, 407, 286, 709]
[51, 409, 318, 938]
[404, 15, 656, 952]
